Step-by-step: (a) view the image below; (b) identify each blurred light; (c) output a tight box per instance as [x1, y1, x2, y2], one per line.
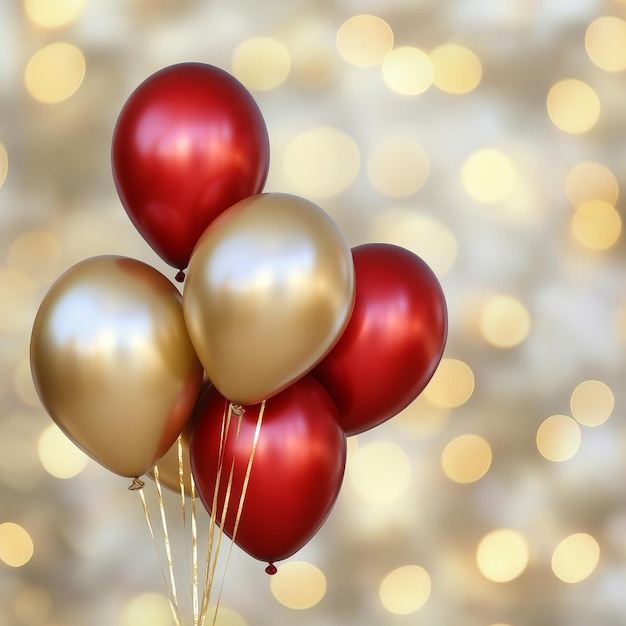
[24, 0, 86, 28]
[348, 441, 412, 504]
[0, 141, 7, 189]
[0, 522, 34, 567]
[336, 15, 394, 67]
[393, 396, 450, 439]
[571, 200, 622, 250]
[479, 294, 531, 348]
[370, 208, 457, 276]
[546, 79, 600, 134]
[25, 43, 86, 104]
[536, 415, 581, 462]
[551, 533, 600, 583]
[461, 148, 517, 204]
[37, 424, 89, 479]
[270, 561, 327, 609]
[570, 380, 614, 427]
[7, 230, 63, 289]
[382, 47, 433, 95]
[366, 137, 430, 198]
[430, 44, 482, 94]
[232, 37, 291, 91]
[379, 565, 431, 614]
[0, 269, 39, 334]
[476, 529, 529, 583]
[209, 606, 247, 625]
[283, 126, 360, 198]
[565, 161, 619, 208]
[441, 434, 492, 484]
[13, 586, 52, 624]
[120, 593, 172, 626]
[585, 16, 626, 72]
[422, 358, 475, 409]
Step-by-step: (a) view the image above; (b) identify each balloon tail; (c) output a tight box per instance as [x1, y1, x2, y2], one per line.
[128, 477, 145, 491]
[136, 480, 182, 626]
[175, 269, 186, 283]
[265, 563, 277, 576]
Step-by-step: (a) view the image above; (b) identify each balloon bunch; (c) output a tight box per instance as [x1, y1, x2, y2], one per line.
[30, 63, 447, 622]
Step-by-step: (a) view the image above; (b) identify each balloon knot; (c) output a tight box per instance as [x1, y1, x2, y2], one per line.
[265, 563, 277, 575]
[230, 403, 245, 418]
[175, 269, 185, 283]
[128, 477, 145, 491]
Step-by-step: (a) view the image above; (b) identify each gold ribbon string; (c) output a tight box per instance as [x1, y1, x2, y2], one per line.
[206, 406, 246, 605]
[199, 400, 233, 623]
[173, 434, 197, 625]
[210, 400, 266, 626]
[152, 465, 181, 624]
[131, 478, 182, 626]
[191, 470, 199, 626]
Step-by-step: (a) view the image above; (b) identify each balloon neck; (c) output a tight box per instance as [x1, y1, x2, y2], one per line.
[230, 403, 245, 418]
[265, 563, 277, 575]
[175, 269, 186, 283]
[128, 477, 145, 491]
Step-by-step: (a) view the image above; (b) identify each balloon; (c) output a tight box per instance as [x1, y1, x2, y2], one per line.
[30, 255, 204, 478]
[313, 243, 447, 436]
[183, 192, 355, 405]
[190, 375, 346, 565]
[112, 62, 270, 274]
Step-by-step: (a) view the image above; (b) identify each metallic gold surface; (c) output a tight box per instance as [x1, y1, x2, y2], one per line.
[30, 255, 203, 478]
[183, 193, 355, 405]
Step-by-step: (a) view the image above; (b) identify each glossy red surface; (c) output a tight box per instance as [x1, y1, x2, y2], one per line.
[112, 63, 270, 271]
[314, 243, 448, 435]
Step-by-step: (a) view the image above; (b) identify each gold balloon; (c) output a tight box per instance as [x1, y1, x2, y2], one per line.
[30, 255, 204, 478]
[183, 193, 355, 405]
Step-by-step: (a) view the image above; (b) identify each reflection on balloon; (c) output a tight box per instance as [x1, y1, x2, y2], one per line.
[190, 376, 346, 565]
[112, 62, 270, 272]
[314, 243, 447, 435]
[183, 192, 355, 405]
[30, 255, 204, 478]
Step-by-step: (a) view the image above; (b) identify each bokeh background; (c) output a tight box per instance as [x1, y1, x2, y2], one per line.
[1, 0, 626, 625]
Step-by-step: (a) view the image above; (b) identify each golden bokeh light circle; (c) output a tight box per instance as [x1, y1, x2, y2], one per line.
[441, 434, 493, 484]
[571, 200, 622, 251]
[551, 533, 600, 583]
[546, 79, 600, 134]
[379, 565, 431, 614]
[25, 42, 86, 104]
[536, 415, 581, 462]
[423, 358, 475, 409]
[336, 14, 394, 67]
[476, 529, 529, 583]
[270, 561, 327, 610]
[232, 37, 291, 91]
[382, 46, 433, 95]
[430, 43, 482, 94]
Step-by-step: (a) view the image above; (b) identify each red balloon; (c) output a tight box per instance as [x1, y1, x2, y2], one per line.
[313, 243, 447, 436]
[112, 63, 270, 273]
[189, 376, 346, 566]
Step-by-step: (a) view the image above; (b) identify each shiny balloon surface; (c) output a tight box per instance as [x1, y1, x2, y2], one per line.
[314, 243, 447, 435]
[190, 376, 346, 564]
[183, 193, 355, 405]
[30, 255, 204, 477]
[112, 62, 270, 271]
